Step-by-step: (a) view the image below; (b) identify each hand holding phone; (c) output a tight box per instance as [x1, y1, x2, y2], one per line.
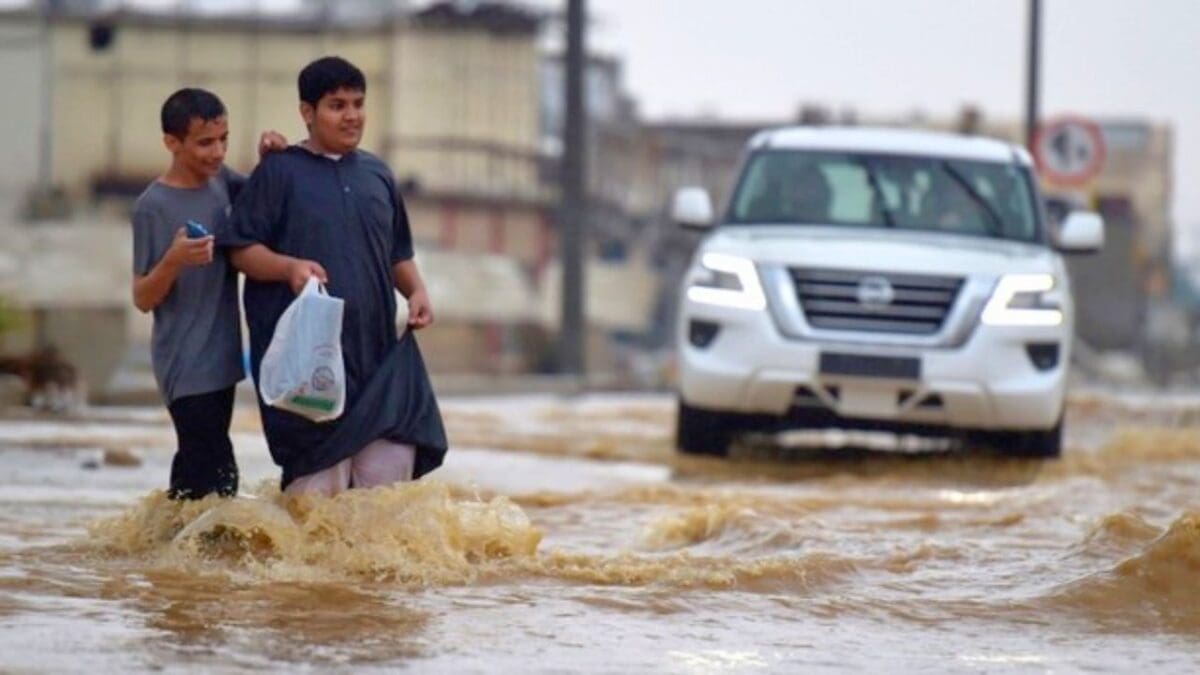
[168, 224, 214, 268]
[186, 219, 210, 239]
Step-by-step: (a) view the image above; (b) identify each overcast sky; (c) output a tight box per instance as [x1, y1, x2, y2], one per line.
[539, 0, 1197, 251]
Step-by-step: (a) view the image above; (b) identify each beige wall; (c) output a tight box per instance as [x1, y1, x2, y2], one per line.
[0, 19, 44, 221]
[58, 22, 394, 180]
[419, 321, 544, 375]
[389, 25, 542, 200]
[408, 198, 550, 266]
[45, 18, 544, 204]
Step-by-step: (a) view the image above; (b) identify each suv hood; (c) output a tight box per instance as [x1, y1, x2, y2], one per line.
[704, 225, 1058, 277]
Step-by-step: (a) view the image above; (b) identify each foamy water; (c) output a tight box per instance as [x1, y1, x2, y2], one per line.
[2, 391, 1200, 673]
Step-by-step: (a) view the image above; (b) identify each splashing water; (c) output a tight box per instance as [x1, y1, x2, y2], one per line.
[88, 481, 543, 586]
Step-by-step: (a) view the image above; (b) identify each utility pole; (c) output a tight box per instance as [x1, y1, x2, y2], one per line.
[37, 0, 53, 192]
[1024, 0, 1041, 149]
[559, 0, 587, 376]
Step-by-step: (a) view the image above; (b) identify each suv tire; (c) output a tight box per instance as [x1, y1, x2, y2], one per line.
[992, 418, 1063, 458]
[676, 400, 746, 456]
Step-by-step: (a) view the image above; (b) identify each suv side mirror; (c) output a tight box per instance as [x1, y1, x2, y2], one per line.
[1054, 211, 1104, 253]
[672, 187, 714, 230]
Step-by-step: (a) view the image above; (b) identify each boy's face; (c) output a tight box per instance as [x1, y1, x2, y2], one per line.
[164, 115, 229, 178]
[301, 87, 365, 154]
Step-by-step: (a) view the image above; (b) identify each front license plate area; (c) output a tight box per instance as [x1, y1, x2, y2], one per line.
[819, 352, 921, 380]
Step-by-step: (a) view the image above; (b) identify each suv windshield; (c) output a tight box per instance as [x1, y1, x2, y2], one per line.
[728, 150, 1042, 242]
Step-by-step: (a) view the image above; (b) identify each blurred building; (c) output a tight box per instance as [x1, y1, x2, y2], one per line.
[0, 1, 671, 397]
[0, 14, 49, 222]
[24, 3, 546, 215]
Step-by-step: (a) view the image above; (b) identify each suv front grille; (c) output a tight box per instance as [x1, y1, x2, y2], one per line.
[790, 268, 964, 335]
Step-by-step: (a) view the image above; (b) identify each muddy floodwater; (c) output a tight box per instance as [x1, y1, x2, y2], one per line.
[1, 390, 1199, 673]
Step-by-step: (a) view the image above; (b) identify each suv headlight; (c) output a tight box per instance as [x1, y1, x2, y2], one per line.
[982, 273, 1063, 326]
[686, 252, 766, 310]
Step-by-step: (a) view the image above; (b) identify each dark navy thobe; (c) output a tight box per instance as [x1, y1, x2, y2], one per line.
[227, 146, 447, 488]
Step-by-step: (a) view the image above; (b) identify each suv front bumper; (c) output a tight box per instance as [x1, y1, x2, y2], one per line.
[678, 302, 1067, 431]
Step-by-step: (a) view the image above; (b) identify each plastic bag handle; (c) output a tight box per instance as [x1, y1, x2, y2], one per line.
[301, 276, 326, 297]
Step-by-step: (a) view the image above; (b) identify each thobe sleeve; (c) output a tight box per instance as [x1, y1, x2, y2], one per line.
[226, 156, 284, 249]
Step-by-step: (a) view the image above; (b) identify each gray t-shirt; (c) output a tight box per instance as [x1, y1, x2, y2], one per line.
[131, 170, 245, 404]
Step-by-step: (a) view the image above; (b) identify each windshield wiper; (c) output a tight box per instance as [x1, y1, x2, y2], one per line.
[940, 161, 1004, 237]
[859, 159, 896, 227]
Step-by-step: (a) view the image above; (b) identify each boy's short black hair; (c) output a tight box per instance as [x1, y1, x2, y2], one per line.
[161, 88, 226, 139]
[298, 56, 366, 106]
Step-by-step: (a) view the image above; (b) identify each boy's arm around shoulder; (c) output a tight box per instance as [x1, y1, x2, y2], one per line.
[130, 205, 213, 313]
[217, 129, 285, 203]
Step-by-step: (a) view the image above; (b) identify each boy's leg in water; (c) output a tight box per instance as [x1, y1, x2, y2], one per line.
[349, 440, 416, 489]
[284, 441, 414, 497]
[285, 457, 352, 497]
[166, 386, 238, 499]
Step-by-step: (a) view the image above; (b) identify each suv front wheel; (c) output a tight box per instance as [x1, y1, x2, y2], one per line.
[989, 418, 1063, 458]
[676, 401, 755, 457]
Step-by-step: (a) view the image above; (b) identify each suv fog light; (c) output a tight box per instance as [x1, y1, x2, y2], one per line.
[688, 320, 721, 348]
[1026, 342, 1060, 371]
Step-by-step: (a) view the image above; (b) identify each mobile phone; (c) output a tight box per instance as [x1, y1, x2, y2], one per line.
[185, 219, 210, 239]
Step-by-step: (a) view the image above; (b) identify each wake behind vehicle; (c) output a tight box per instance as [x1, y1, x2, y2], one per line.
[673, 127, 1104, 457]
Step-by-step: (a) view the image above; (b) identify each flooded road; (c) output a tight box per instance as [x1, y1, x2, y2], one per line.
[1, 390, 1199, 673]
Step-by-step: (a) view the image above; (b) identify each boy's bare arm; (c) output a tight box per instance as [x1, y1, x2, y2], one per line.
[230, 244, 328, 294]
[132, 229, 213, 313]
[392, 259, 433, 329]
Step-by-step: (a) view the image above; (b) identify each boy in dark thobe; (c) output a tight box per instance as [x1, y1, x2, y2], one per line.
[228, 56, 447, 496]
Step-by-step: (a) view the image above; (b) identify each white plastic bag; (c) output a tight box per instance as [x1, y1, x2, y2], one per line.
[259, 277, 346, 422]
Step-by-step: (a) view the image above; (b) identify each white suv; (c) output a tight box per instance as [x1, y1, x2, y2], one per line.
[673, 127, 1104, 458]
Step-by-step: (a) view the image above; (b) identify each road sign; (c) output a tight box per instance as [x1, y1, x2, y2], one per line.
[1033, 115, 1106, 186]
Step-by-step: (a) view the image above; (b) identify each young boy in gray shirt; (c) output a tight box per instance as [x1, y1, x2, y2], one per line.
[131, 88, 283, 499]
